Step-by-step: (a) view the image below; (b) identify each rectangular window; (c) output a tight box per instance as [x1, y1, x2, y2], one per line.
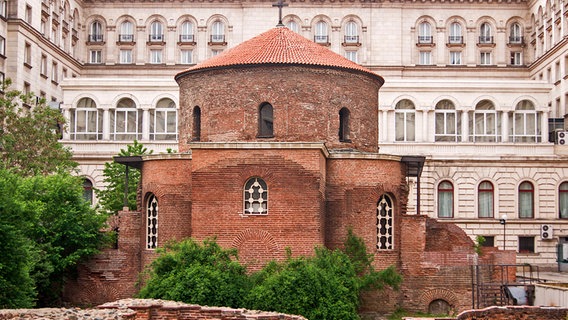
[89, 50, 102, 64]
[40, 54, 47, 76]
[211, 49, 223, 57]
[180, 49, 192, 64]
[51, 62, 58, 83]
[24, 43, 32, 67]
[556, 61, 561, 82]
[482, 236, 495, 247]
[62, 67, 67, 79]
[0, 72, 4, 92]
[419, 51, 431, 65]
[150, 49, 162, 64]
[0, 0, 6, 18]
[0, 36, 5, 57]
[510, 52, 522, 66]
[518, 236, 535, 253]
[41, 19, 47, 35]
[25, 5, 32, 24]
[119, 49, 133, 64]
[480, 52, 491, 65]
[345, 51, 358, 63]
[450, 51, 461, 65]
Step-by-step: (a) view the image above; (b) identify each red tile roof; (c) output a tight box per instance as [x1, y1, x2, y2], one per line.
[175, 26, 384, 84]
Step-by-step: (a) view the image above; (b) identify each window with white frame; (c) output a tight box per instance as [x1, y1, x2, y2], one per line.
[150, 49, 162, 64]
[146, 193, 158, 249]
[418, 22, 432, 44]
[180, 49, 192, 64]
[395, 99, 415, 142]
[210, 20, 225, 43]
[559, 182, 568, 219]
[150, 98, 177, 140]
[377, 194, 394, 250]
[51, 62, 58, 83]
[509, 23, 522, 44]
[344, 21, 359, 44]
[478, 181, 494, 218]
[480, 52, 491, 65]
[89, 21, 103, 42]
[0, 36, 5, 56]
[90, 50, 102, 64]
[40, 54, 48, 76]
[438, 180, 454, 218]
[119, 49, 132, 64]
[25, 5, 31, 24]
[111, 97, 142, 140]
[449, 22, 462, 44]
[510, 100, 540, 142]
[70, 97, 103, 140]
[419, 51, 431, 65]
[479, 22, 492, 43]
[471, 99, 500, 142]
[149, 21, 163, 42]
[345, 51, 358, 63]
[518, 181, 534, 218]
[435, 99, 461, 142]
[0, 0, 6, 18]
[244, 177, 268, 215]
[450, 51, 461, 65]
[0, 72, 5, 90]
[119, 21, 134, 42]
[286, 20, 299, 33]
[24, 42, 31, 66]
[180, 21, 194, 43]
[510, 51, 522, 65]
[314, 21, 329, 44]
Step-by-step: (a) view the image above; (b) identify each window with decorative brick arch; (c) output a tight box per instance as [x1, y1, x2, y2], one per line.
[146, 193, 158, 249]
[244, 177, 268, 215]
[339, 107, 351, 142]
[377, 194, 394, 250]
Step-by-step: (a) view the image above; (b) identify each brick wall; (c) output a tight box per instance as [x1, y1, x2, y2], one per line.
[456, 306, 568, 320]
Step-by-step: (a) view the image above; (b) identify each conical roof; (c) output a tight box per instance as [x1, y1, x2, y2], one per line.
[175, 26, 384, 84]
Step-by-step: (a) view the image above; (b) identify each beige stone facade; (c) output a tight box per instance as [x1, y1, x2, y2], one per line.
[2, 0, 568, 269]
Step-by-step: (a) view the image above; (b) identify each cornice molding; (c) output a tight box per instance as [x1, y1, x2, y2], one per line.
[83, 0, 527, 4]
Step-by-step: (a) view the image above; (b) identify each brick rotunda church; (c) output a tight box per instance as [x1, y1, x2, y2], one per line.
[65, 25, 514, 315]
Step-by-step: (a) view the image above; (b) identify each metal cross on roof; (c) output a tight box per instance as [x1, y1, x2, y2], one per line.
[272, 0, 288, 27]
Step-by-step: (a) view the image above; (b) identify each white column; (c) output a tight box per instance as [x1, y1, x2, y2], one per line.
[380, 109, 388, 142]
[502, 111, 510, 142]
[461, 110, 469, 142]
[62, 106, 71, 140]
[422, 109, 430, 142]
[102, 106, 111, 140]
[541, 111, 549, 143]
[142, 105, 151, 141]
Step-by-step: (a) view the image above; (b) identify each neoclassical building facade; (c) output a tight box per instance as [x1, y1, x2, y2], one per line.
[2, 0, 568, 269]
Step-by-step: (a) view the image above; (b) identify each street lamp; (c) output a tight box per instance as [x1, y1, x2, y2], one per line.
[499, 214, 508, 250]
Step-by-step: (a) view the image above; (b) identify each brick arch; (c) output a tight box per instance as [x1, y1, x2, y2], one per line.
[419, 288, 459, 313]
[231, 229, 280, 271]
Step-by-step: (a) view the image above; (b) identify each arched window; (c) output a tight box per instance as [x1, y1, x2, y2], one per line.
[146, 194, 158, 249]
[418, 21, 432, 44]
[559, 182, 568, 219]
[192, 106, 201, 141]
[180, 21, 194, 43]
[509, 23, 522, 44]
[112, 98, 141, 140]
[478, 181, 494, 218]
[449, 22, 463, 44]
[150, 98, 177, 140]
[377, 194, 394, 250]
[339, 107, 350, 142]
[438, 180, 454, 218]
[83, 178, 94, 205]
[435, 100, 460, 142]
[70, 97, 102, 140]
[510, 100, 540, 142]
[286, 20, 299, 33]
[395, 99, 415, 142]
[244, 177, 268, 215]
[119, 21, 133, 42]
[210, 20, 225, 43]
[471, 100, 500, 142]
[344, 21, 358, 44]
[314, 21, 329, 44]
[479, 22, 492, 43]
[258, 103, 274, 137]
[149, 21, 163, 42]
[518, 181, 534, 218]
[89, 20, 103, 42]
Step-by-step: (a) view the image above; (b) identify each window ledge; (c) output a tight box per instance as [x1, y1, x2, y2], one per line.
[40, 73, 48, 79]
[24, 62, 33, 69]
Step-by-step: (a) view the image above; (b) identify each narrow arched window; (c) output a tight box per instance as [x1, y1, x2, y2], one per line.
[395, 99, 415, 142]
[418, 22, 432, 44]
[150, 98, 177, 140]
[471, 99, 499, 142]
[377, 194, 394, 250]
[509, 23, 522, 44]
[149, 21, 163, 42]
[146, 194, 158, 249]
[244, 177, 268, 215]
[83, 178, 94, 205]
[480, 22, 492, 43]
[518, 181, 534, 218]
[192, 106, 201, 141]
[112, 97, 141, 140]
[449, 22, 462, 44]
[510, 100, 540, 142]
[258, 103, 273, 137]
[89, 21, 103, 42]
[438, 180, 453, 218]
[478, 181, 494, 218]
[119, 21, 133, 42]
[71, 97, 102, 140]
[435, 99, 460, 142]
[559, 182, 568, 219]
[314, 21, 328, 44]
[339, 107, 350, 142]
[180, 21, 194, 43]
[210, 20, 225, 43]
[286, 20, 299, 33]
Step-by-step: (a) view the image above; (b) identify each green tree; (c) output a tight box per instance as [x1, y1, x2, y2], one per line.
[0, 79, 76, 176]
[137, 238, 251, 308]
[96, 140, 152, 214]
